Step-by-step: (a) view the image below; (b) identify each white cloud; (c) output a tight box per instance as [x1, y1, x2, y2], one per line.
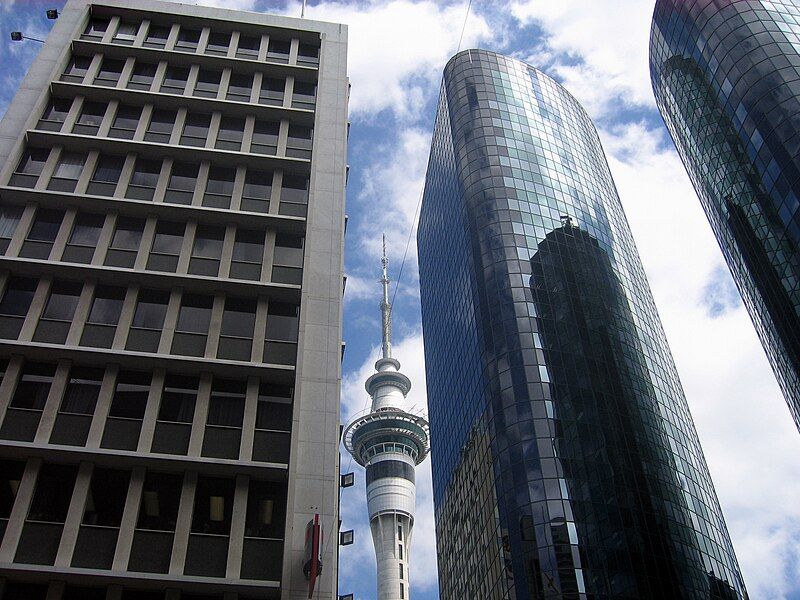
[511, 0, 656, 117]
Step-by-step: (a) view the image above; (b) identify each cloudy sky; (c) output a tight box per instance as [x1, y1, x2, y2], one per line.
[2, 0, 800, 598]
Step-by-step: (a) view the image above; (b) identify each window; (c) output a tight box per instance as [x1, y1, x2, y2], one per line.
[34, 280, 82, 343]
[399, 564, 404, 579]
[127, 62, 156, 91]
[0, 206, 22, 253]
[194, 69, 221, 98]
[203, 167, 236, 209]
[226, 73, 252, 102]
[192, 477, 234, 535]
[241, 170, 272, 213]
[189, 226, 224, 276]
[82, 17, 109, 41]
[272, 233, 304, 285]
[160, 66, 189, 95]
[113, 21, 139, 44]
[286, 124, 313, 159]
[62, 55, 92, 83]
[144, 108, 176, 143]
[172, 294, 212, 357]
[9, 362, 55, 411]
[60, 367, 104, 415]
[267, 38, 290, 63]
[20, 208, 64, 259]
[164, 162, 198, 204]
[83, 468, 130, 527]
[0, 459, 25, 520]
[245, 480, 286, 538]
[37, 97, 71, 131]
[147, 221, 184, 272]
[125, 157, 162, 201]
[215, 116, 245, 151]
[218, 298, 255, 361]
[207, 379, 246, 427]
[231, 229, 264, 280]
[279, 174, 309, 216]
[175, 28, 200, 52]
[206, 31, 230, 56]
[264, 302, 299, 365]
[251, 120, 279, 155]
[28, 464, 78, 523]
[105, 217, 144, 268]
[94, 58, 125, 87]
[10, 148, 49, 187]
[292, 80, 316, 110]
[255, 383, 292, 431]
[298, 42, 320, 66]
[236, 35, 260, 59]
[259, 77, 285, 106]
[63, 213, 104, 263]
[127, 289, 169, 352]
[109, 105, 142, 139]
[81, 285, 125, 348]
[73, 102, 106, 135]
[88, 155, 124, 196]
[48, 152, 85, 192]
[136, 472, 183, 530]
[158, 376, 198, 423]
[181, 113, 211, 147]
[0, 277, 37, 339]
[143, 23, 169, 48]
[109, 371, 151, 419]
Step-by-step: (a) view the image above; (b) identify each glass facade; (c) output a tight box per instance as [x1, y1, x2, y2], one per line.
[418, 49, 747, 599]
[650, 0, 800, 431]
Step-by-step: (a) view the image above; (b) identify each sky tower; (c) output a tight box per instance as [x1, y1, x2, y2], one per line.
[343, 237, 430, 600]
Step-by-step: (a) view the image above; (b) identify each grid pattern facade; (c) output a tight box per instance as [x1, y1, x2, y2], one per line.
[650, 0, 800, 430]
[0, 1, 348, 599]
[417, 49, 747, 599]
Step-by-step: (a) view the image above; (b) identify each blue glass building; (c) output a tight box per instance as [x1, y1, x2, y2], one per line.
[650, 0, 800, 431]
[417, 50, 747, 599]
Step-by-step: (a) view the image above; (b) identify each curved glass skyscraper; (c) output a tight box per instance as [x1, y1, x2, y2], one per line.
[650, 0, 800, 431]
[417, 49, 747, 599]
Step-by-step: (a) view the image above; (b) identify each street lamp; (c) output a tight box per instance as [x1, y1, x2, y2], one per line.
[10, 32, 45, 43]
[46, 9, 59, 19]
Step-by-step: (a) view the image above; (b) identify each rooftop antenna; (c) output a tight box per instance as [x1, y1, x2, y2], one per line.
[301, 0, 307, 18]
[380, 233, 392, 360]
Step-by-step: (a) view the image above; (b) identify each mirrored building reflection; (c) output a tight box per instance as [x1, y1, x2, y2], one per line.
[650, 0, 800, 431]
[417, 49, 747, 599]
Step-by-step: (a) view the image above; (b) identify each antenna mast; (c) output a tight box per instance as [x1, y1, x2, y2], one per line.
[380, 234, 392, 359]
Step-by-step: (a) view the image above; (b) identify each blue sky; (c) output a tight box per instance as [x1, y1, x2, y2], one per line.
[2, 1, 800, 599]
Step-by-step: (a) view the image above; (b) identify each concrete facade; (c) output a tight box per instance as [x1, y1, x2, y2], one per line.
[0, 2, 348, 599]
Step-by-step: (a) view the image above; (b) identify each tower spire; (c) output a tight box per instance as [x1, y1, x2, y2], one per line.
[380, 233, 392, 359]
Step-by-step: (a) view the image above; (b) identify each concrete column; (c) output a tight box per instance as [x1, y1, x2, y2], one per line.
[206, 292, 225, 359]
[135, 216, 158, 270]
[34, 359, 72, 444]
[242, 115, 256, 155]
[263, 230, 278, 277]
[228, 31, 240, 60]
[50, 207, 77, 259]
[154, 157, 173, 204]
[219, 224, 236, 279]
[186, 65, 200, 98]
[134, 19, 149, 46]
[230, 166, 246, 212]
[153, 60, 169, 91]
[135, 104, 153, 140]
[226, 474, 249, 578]
[169, 470, 197, 574]
[197, 27, 211, 54]
[73, 151, 96, 196]
[188, 373, 212, 457]
[112, 466, 145, 570]
[285, 76, 296, 109]
[65, 279, 96, 345]
[0, 355, 24, 423]
[34, 145, 62, 191]
[193, 162, 210, 207]
[157, 288, 182, 355]
[171, 108, 188, 146]
[103, 16, 120, 44]
[0, 458, 41, 562]
[98, 99, 118, 137]
[85, 53, 104, 85]
[17, 276, 52, 341]
[86, 364, 119, 448]
[63, 96, 83, 132]
[240, 376, 260, 460]
[91, 212, 117, 267]
[220, 68, 232, 100]
[252, 72, 263, 105]
[112, 285, 139, 349]
[268, 170, 283, 215]
[138, 368, 165, 452]
[254, 296, 269, 364]
[178, 221, 196, 273]
[278, 119, 290, 157]
[259, 34, 270, 62]
[54, 461, 94, 567]
[208, 112, 222, 150]
[5, 203, 37, 256]
[45, 581, 64, 600]
[164, 24, 180, 52]
[115, 153, 137, 199]
[289, 38, 300, 66]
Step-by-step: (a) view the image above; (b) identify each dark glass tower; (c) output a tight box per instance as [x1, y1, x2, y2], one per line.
[650, 0, 800, 431]
[417, 49, 747, 600]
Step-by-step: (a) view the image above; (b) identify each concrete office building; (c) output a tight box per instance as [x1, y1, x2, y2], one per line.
[417, 50, 747, 599]
[0, 1, 348, 599]
[650, 0, 800, 432]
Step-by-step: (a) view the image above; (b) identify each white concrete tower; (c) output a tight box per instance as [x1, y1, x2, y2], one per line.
[343, 236, 430, 600]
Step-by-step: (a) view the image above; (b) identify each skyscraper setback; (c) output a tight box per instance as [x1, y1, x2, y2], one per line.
[417, 49, 747, 599]
[650, 0, 800, 431]
[0, 1, 348, 599]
